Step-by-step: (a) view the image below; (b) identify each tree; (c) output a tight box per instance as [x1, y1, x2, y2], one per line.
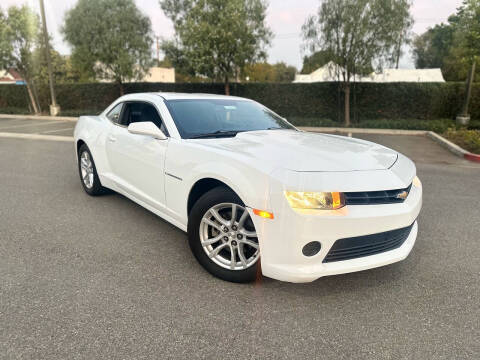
[449, 0, 480, 122]
[30, 33, 78, 85]
[160, 39, 199, 81]
[302, 0, 413, 126]
[243, 62, 296, 82]
[62, 0, 153, 94]
[0, 5, 41, 113]
[160, 0, 273, 94]
[68, 48, 97, 83]
[272, 62, 297, 82]
[300, 50, 334, 74]
[390, 5, 413, 69]
[413, 24, 454, 70]
[32, 47, 68, 85]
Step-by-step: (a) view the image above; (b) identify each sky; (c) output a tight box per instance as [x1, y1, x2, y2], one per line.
[3, 0, 464, 70]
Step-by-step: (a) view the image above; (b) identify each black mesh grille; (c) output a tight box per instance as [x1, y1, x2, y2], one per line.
[344, 184, 412, 205]
[323, 223, 414, 263]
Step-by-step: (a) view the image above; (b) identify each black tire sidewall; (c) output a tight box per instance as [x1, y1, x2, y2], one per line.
[187, 186, 259, 283]
[78, 144, 105, 196]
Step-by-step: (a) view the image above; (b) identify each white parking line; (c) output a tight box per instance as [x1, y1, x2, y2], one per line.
[39, 127, 75, 134]
[0, 132, 73, 142]
[0, 120, 67, 130]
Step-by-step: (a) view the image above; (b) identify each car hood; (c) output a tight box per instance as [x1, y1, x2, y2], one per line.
[196, 130, 398, 172]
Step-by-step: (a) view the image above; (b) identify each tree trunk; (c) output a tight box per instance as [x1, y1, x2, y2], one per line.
[395, 38, 402, 69]
[25, 80, 39, 115]
[459, 60, 476, 117]
[224, 75, 230, 95]
[118, 81, 125, 96]
[395, 47, 401, 69]
[344, 82, 351, 127]
[31, 79, 42, 114]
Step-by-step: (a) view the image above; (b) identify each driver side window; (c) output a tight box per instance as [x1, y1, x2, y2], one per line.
[106, 103, 123, 123]
[120, 102, 168, 136]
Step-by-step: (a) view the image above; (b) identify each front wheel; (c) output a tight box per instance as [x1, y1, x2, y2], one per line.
[188, 187, 260, 283]
[77, 144, 106, 196]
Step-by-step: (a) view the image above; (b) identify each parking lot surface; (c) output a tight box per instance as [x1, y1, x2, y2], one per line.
[1, 117, 479, 359]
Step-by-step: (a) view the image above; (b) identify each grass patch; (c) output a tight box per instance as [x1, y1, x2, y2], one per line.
[443, 128, 480, 154]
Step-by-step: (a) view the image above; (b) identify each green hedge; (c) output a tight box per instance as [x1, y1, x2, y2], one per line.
[0, 81, 477, 125]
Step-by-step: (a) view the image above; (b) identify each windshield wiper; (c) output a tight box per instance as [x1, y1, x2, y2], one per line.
[189, 130, 243, 139]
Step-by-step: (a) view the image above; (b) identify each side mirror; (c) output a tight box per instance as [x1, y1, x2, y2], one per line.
[127, 121, 167, 140]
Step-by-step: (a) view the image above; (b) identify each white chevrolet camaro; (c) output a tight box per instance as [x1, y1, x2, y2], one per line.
[74, 92, 422, 283]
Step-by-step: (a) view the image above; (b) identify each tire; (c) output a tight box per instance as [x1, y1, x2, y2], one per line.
[188, 186, 260, 283]
[77, 144, 106, 196]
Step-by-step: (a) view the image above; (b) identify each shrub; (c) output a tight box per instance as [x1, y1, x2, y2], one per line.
[0, 81, 478, 124]
[443, 128, 480, 154]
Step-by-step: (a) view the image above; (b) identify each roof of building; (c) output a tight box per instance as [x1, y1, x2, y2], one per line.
[0, 69, 24, 83]
[293, 62, 446, 83]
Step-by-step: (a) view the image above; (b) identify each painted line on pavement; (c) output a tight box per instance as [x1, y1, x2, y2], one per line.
[39, 127, 75, 134]
[0, 132, 73, 142]
[0, 114, 78, 122]
[0, 120, 68, 130]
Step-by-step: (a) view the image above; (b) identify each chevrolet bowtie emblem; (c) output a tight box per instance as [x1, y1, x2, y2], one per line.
[396, 191, 408, 200]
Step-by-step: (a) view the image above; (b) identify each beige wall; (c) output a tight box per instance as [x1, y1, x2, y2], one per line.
[142, 67, 175, 83]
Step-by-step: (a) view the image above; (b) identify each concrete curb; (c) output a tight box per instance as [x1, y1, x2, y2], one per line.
[426, 131, 480, 163]
[0, 114, 78, 122]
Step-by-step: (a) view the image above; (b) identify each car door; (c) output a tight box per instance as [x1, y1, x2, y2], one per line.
[105, 101, 168, 210]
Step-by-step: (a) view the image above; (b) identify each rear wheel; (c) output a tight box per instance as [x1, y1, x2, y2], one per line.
[188, 187, 260, 283]
[78, 144, 106, 196]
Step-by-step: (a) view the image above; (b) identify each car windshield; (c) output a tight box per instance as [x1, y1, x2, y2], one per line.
[164, 99, 295, 139]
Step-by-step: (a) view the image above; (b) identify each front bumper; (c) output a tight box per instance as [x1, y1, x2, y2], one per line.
[249, 179, 422, 283]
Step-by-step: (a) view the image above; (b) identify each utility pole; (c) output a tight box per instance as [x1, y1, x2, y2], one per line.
[457, 60, 476, 126]
[39, 0, 60, 116]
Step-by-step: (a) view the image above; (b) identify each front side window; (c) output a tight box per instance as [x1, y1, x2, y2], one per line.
[106, 103, 123, 123]
[120, 102, 168, 135]
[164, 99, 295, 139]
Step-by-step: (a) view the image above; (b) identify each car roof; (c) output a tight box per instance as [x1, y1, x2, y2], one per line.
[127, 92, 250, 101]
[157, 92, 248, 101]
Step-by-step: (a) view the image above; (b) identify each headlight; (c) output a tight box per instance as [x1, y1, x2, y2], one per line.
[412, 176, 422, 188]
[284, 191, 345, 210]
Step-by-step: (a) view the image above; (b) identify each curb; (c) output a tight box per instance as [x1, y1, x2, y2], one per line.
[426, 131, 480, 163]
[0, 114, 78, 122]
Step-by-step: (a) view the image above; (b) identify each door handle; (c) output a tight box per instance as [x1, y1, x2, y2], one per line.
[108, 135, 116, 142]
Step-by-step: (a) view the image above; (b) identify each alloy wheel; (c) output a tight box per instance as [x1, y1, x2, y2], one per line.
[199, 203, 259, 270]
[80, 151, 94, 189]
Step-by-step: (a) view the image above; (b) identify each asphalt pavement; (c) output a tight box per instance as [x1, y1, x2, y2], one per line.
[0, 117, 479, 359]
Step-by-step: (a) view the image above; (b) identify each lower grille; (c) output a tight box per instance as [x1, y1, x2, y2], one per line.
[323, 223, 414, 263]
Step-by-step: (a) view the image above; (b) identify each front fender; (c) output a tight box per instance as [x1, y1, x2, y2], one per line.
[164, 139, 275, 227]
[74, 115, 110, 177]
[185, 162, 272, 211]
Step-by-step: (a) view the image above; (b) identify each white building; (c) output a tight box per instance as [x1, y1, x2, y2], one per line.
[294, 62, 445, 83]
[362, 68, 445, 83]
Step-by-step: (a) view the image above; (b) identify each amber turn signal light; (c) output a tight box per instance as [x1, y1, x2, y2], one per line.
[253, 209, 274, 219]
